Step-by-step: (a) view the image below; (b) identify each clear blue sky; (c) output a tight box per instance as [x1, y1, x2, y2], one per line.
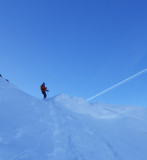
[0, 0, 147, 106]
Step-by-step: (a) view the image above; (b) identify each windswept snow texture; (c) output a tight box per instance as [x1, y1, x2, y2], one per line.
[0, 77, 147, 160]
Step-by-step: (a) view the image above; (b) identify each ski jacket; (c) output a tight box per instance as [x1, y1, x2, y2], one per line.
[40, 85, 46, 92]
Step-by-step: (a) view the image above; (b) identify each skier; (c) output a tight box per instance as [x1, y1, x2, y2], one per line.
[40, 82, 49, 99]
[0, 74, 2, 77]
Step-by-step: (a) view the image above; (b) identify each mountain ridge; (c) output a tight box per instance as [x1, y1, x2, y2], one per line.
[0, 77, 147, 160]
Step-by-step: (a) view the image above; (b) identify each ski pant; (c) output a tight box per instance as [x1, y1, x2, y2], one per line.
[42, 91, 47, 98]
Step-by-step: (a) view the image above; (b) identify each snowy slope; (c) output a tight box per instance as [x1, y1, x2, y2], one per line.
[0, 77, 147, 160]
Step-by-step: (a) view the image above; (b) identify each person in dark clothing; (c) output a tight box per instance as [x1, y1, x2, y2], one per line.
[40, 82, 49, 98]
[0, 74, 2, 77]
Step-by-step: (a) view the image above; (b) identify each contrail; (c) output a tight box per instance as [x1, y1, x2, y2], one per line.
[85, 68, 147, 102]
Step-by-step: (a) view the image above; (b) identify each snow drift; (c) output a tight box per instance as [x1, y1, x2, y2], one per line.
[0, 77, 147, 160]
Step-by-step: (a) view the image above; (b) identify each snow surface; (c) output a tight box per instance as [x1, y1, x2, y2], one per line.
[0, 77, 147, 160]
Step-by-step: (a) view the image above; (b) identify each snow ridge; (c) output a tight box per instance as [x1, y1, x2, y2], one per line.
[0, 77, 147, 160]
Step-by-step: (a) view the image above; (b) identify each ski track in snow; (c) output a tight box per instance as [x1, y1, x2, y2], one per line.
[100, 137, 122, 160]
[47, 102, 85, 160]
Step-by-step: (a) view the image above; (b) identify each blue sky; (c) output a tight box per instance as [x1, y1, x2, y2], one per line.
[0, 0, 147, 106]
